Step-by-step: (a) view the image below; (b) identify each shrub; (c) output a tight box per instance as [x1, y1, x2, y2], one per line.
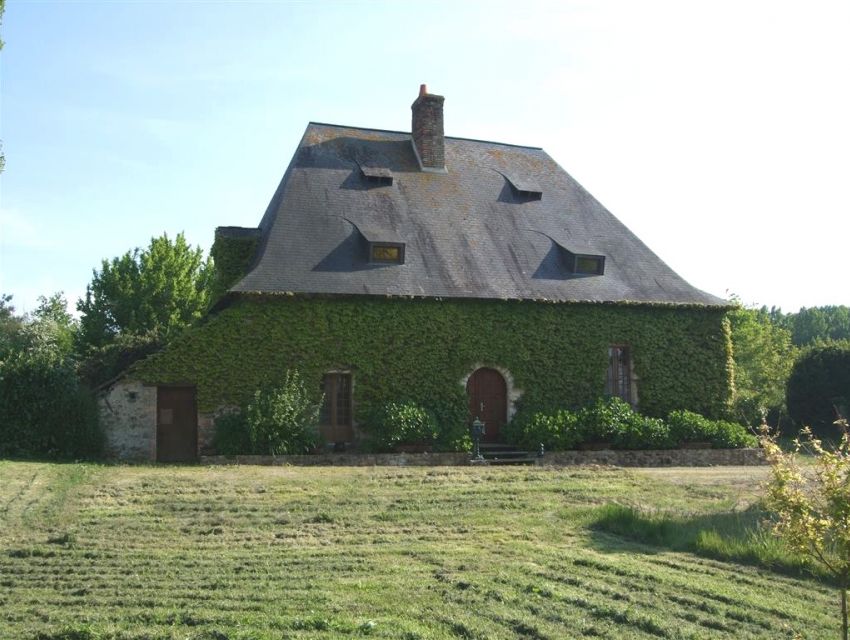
[0, 351, 102, 459]
[507, 399, 756, 451]
[428, 391, 472, 452]
[666, 410, 713, 444]
[787, 341, 850, 434]
[576, 397, 674, 449]
[711, 418, 758, 448]
[365, 401, 439, 452]
[245, 371, 321, 455]
[508, 409, 581, 451]
[211, 409, 251, 455]
[666, 410, 757, 448]
[610, 414, 671, 450]
[762, 421, 850, 637]
[574, 397, 627, 443]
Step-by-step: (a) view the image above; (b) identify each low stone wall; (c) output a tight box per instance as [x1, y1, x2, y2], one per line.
[201, 452, 470, 466]
[201, 448, 765, 467]
[538, 448, 765, 467]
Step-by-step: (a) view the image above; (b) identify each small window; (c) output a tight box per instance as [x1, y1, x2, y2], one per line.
[575, 255, 605, 275]
[320, 373, 353, 443]
[370, 243, 405, 264]
[606, 346, 634, 405]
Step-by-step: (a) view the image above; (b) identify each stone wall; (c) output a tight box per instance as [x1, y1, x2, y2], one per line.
[198, 412, 216, 456]
[99, 380, 157, 461]
[202, 452, 470, 467]
[538, 448, 765, 467]
[201, 448, 765, 467]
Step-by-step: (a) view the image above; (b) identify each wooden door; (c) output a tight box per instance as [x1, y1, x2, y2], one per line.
[156, 386, 198, 462]
[466, 368, 507, 443]
[319, 373, 354, 444]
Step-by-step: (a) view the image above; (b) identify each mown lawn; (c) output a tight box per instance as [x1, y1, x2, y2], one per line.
[0, 461, 834, 639]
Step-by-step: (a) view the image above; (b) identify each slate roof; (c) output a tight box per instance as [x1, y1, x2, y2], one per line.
[231, 122, 726, 306]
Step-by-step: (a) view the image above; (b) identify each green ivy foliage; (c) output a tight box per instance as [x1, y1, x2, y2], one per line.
[0, 351, 102, 459]
[209, 232, 259, 305]
[132, 296, 734, 442]
[211, 410, 251, 455]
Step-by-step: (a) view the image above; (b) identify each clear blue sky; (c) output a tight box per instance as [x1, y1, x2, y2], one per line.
[2, 0, 848, 315]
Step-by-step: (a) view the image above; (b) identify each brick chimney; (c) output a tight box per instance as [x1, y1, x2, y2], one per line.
[411, 84, 446, 172]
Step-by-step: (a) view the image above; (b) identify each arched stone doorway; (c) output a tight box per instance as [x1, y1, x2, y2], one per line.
[466, 367, 507, 443]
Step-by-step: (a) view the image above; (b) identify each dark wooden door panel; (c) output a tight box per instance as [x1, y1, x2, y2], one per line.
[466, 368, 507, 442]
[319, 373, 353, 444]
[157, 386, 197, 462]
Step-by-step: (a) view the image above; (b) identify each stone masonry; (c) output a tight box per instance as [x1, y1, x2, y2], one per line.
[99, 379, 157, 461]
[201, 448, 765, 467]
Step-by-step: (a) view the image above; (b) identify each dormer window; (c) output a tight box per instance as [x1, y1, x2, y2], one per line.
[574, 254, 605, 275]
[370, 242, 405, 264]
[543, 232, 606, 277]
[503, 172, 542, 201]
[343, 217, 406, 266]
[361, 166, 393, 186]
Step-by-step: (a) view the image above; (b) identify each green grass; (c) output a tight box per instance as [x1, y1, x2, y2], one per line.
[588, 503, 818, 581]
[0, 461, 838, 639]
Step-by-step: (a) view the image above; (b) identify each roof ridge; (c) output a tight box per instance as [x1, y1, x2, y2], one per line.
[307, 122, 543, 151]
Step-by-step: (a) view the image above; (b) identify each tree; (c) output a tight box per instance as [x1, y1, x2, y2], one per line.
[762, 419, 850, 640]
[28, 292, 77, 358]
[0, 292, 77, 360]
[0, 293, 100, 459]
[0, 293, 24, 357]
[77, 232, 212, 349]
[728, 301, 796, 425]
[787, 342, 850, 434]
[790, 306, 850, 346]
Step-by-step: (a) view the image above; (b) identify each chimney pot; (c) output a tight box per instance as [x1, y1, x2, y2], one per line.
[411, 85, 445, 172]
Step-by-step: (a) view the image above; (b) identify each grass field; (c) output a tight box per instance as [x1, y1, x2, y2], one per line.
[0, 461, 835, 639]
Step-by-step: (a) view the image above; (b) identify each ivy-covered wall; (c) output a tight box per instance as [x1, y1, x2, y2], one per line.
[208, 230, 260, 305]
[132, 296, 734, 433]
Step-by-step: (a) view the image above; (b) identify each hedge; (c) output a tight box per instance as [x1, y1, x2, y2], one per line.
[787, 341, 850, 432]
[503, 399, 757, 451]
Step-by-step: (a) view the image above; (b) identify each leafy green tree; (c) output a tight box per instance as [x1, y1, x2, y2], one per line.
[77, 232, 212, 349]
[762, 420, 850, 640]
[787, 342, 850, 433]
[28, 292, 77, 358]
[0, 292, 77, 360]
[728, 301, 796, 425]
[789, 306, 850, 346]
[0, 293, 24, 357]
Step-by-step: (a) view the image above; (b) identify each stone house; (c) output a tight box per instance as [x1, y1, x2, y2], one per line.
[100, 85, 733, 461]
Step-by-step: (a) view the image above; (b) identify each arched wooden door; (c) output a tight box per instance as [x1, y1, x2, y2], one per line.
[466, 368, 507, 443]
